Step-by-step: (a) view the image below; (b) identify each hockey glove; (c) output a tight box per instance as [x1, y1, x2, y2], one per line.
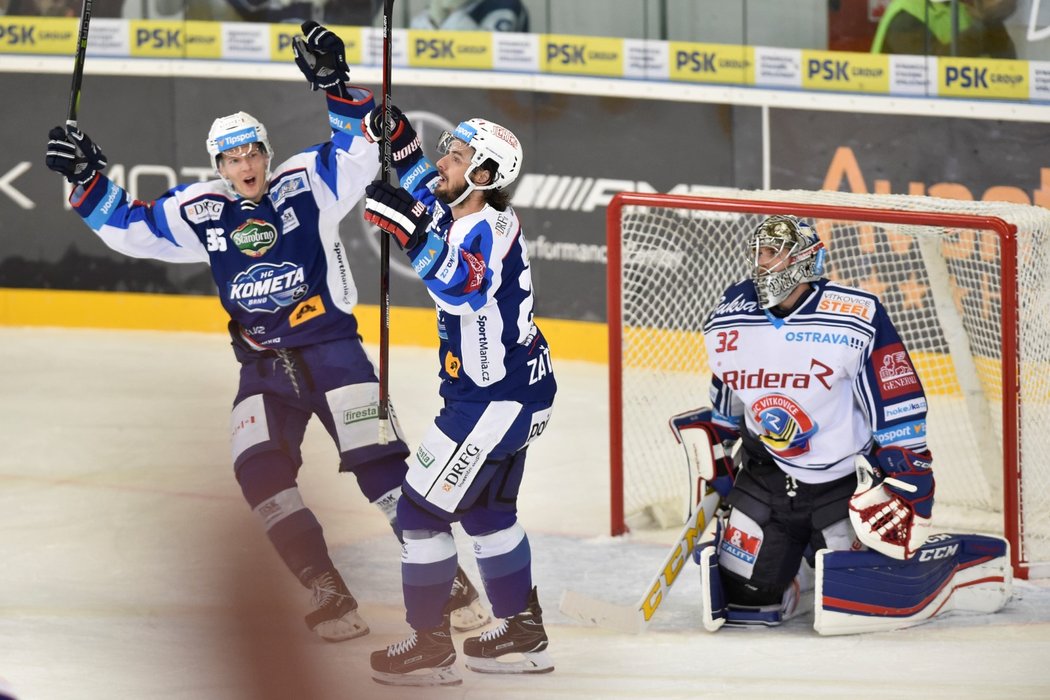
[848, 447, 934, 560]
[46, 125, 107, 187]
[364, 180, 430, 251]
[361, 104, 424, 171]
[291, 21, 349, 93]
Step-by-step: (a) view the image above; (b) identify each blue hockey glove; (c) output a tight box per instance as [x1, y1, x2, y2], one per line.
[361, 104, 424, 170]
[46, 125, 107, 187]
[291, 21, 349, 93]
[364, 180, 429, 251]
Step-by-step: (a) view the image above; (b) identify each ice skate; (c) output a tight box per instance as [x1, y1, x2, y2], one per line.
[463, 587, 553, 674]
[370, 621, 462, 687]
[304, 568, 369, 642]
[445, 566, 492, 632]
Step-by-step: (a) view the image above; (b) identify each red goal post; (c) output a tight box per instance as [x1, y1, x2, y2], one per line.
[606, 189, 1050, 580]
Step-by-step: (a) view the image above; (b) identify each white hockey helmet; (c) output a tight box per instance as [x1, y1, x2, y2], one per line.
[206, 111, 273, 167]
[749, 215, 827, 309]
[437, 118, 522, 206]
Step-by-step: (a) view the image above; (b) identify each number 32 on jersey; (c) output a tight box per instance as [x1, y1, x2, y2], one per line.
[715, 330, 739, 352]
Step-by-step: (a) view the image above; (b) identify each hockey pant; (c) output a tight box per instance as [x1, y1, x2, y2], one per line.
[229, 334, 410, 585]
[398, 398, 553, 629]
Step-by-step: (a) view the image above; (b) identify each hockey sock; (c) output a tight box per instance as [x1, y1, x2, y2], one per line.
[402, 530, 458, 629]
[255, 492, 334, 587]
[473, 523, 533, 618]
[371, 486, 404, 543]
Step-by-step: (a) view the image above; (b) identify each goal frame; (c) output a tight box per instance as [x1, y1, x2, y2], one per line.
[606, 191, 1025, 578]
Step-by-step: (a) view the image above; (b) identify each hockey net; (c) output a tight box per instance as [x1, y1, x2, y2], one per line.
[607, 189, 1050, 579]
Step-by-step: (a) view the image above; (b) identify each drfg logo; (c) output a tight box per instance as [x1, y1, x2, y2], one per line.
[136, 28, 182, 49]
[0, 24, 34, 45]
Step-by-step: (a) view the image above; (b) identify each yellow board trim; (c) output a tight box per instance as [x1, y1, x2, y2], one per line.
[0, 288, 608, 363]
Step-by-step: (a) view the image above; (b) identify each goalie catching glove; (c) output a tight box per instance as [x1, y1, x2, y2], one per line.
[848, 447, 934, 560]
[45, 126, 107, 187]
[292, 21, 349, 93]
[364, 180, 429, 251]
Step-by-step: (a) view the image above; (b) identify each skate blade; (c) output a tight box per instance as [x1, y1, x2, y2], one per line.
[372, 666, 463, 687]
[465, 650, 554, 675]
[450, 600, 492, 633]
[311, 612, 370, 642]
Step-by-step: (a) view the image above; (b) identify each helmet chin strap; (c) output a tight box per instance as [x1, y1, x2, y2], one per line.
[447, 165, 495, 208]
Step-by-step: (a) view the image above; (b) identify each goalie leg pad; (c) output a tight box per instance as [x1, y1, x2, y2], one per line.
[696, 521, 727, 632]
[814, 533, 1012, 636]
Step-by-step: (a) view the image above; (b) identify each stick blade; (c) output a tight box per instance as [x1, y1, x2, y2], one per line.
[558, 589, 646, 634]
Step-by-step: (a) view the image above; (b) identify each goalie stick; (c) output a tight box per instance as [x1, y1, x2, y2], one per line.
[560, 408, 728, 633]
[559, 485, 721, 633]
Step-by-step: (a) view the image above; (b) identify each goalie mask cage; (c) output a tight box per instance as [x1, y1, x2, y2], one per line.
[607, 189, 1050, 580]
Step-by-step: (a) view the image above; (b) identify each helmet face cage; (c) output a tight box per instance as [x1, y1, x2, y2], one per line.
[206, 112, 273, 192]
[436, 118, 522, 206]
[749, 215, 827, 309]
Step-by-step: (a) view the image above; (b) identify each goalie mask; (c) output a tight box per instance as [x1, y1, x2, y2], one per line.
[206, 112, 273, 192]
[436, 118, 522, 207]
[749, 215, 827, 309]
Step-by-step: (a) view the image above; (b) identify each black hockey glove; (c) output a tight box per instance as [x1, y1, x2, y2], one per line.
[291, 20, 349, 93]
[361, 104, 424, 170]
[364, 180, 429, 251]
[46, 125, 107, 187]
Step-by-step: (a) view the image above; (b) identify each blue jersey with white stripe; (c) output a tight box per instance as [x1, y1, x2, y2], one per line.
[703, 277, 929, 483]
[69, 89, 378, 350]
[394, 167, 556, 403]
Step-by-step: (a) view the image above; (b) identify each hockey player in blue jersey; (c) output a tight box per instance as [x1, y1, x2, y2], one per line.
[43, 21, 487, 643]
[360, 107, 556, 685]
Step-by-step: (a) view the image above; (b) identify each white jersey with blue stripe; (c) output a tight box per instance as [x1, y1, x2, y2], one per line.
[68, 88, 378, 350]
[704, 277, 929, 484]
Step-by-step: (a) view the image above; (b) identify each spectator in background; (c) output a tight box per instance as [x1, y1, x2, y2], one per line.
[411, 0, 528, 32]
[182, 0, 324, 22]
[1, 0, 79, 15]
[871, 0, 1017, 58]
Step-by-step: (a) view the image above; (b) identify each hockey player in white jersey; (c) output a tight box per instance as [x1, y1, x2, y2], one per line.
[680, 214, 937, 626]
[360, 107, 556, 686]
[44, 21, 486, 643]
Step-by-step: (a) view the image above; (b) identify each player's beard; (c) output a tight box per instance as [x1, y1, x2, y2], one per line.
[436, 177, 469, 205]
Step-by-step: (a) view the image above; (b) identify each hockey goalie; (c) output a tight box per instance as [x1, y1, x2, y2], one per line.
[675, 214, 1012, 636]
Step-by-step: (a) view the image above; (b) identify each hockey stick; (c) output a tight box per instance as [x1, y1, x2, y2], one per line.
[376, 0, 395, 444]
[66, 0, 94, 128]
[559, 486, 721, 633]
[560, 413, 726, 632]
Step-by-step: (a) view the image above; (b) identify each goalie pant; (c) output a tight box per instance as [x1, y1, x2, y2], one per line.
[712, 452, 860, 609]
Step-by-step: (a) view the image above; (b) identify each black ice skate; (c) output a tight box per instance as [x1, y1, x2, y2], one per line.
[304, 568, 369, 642]
[370, 621, 462, 687]
[463, 587, 553, 674]
[445, 566, 492, 632]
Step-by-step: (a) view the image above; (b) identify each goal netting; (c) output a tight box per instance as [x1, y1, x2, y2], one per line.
[607, 189, 1050, 579]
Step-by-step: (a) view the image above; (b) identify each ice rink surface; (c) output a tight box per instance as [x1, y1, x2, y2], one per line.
[2, 327, 1049, 700]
